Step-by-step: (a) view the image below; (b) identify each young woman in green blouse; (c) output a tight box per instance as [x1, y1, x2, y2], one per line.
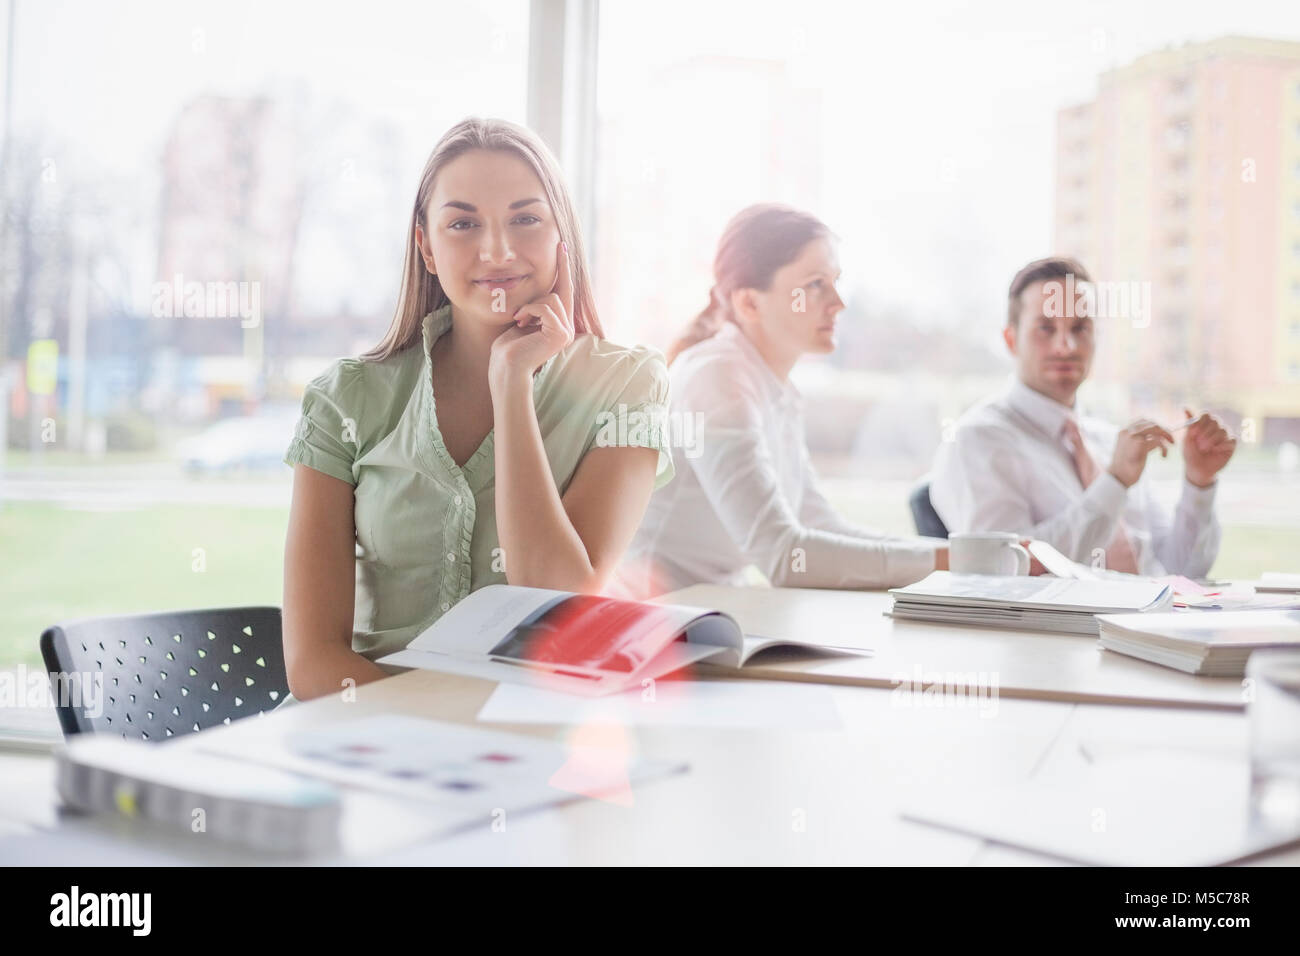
[281, 118, 674, 701]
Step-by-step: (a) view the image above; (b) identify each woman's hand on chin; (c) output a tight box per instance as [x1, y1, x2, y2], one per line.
[489, 240, 575, 395]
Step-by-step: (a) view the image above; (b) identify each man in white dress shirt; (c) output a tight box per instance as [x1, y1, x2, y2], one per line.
[929, 257, 1237, 577]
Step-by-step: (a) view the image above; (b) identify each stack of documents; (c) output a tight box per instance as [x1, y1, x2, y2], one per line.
[57, 736, 344, 856]
[1256, 572, 1300, 594]
[888, 572, 1173, 635]
[1097, 610, 1300, 676]
[0, 702, 64, 753]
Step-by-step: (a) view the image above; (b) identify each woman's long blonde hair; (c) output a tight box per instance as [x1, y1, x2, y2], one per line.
[362, 117, 603, 361]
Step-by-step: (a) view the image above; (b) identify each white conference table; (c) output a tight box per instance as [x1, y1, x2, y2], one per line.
[675, 585, 1249, 710]
[1, 585, 1297, 866]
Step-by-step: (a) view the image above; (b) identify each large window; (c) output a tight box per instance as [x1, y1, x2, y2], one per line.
[593, 0, 1300, 571]
[0, 0, 530, 668]
[3, 1, 1299, 673]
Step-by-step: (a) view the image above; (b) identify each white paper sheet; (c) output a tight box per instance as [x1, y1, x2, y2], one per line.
[901, 751, 1300, 866]
[477, 678, 843, 730]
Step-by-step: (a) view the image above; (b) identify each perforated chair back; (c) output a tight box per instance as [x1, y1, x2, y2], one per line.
[39, 606, 287, 741]
[908, 480, 949, 539]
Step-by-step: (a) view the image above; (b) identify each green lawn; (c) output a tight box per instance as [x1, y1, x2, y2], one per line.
[1, 503, 288, 668]
[1, 497, 1295, 670]
[1214, 524, 1300, 580]
[824, 481, 1299, 583]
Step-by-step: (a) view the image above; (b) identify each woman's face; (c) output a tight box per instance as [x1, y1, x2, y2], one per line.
[417, 148, 562, 327]
[737, 237, 845, 361]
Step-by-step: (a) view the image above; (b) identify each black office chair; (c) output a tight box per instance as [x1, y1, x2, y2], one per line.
[908, 479, 949, 539]
[40, 606, 288, 742]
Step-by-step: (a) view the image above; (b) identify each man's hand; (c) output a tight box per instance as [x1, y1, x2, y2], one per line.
[1182, 407, 1236, 488]
[1108, 419, 1174, 488]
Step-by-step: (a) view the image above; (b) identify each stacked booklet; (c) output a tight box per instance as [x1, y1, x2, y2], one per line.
[379, 585, 857, 695]
[888, 572, 1173, 635]
[0, 701, 64, 753]
[1096, 610, 1300, 676]
[58, 713, 689, 858]
[57, 736, 343, 856]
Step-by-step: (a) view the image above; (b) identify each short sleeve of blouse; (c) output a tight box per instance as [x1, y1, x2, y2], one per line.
[597, 347, 675, 490]
[283, 359, 365, 486]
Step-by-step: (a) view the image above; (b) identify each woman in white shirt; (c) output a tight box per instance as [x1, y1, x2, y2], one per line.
[619, 204, 947, 597]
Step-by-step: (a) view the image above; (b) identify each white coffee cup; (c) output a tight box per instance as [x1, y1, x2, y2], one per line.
[948, 532, 1030, 576]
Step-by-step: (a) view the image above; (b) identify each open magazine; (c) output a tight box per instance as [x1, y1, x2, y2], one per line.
[378, 585, 861, 696]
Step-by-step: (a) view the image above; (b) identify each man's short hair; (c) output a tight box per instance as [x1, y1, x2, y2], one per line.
[1007, 257, 1093, 326]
